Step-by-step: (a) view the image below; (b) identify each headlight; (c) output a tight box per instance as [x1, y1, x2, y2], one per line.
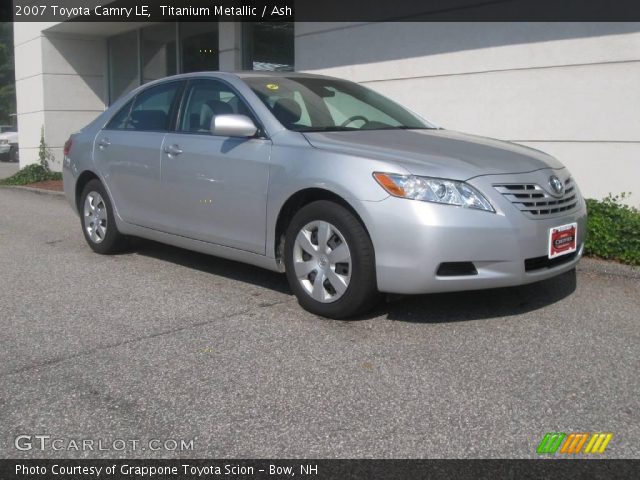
[373, 172, 495, 212]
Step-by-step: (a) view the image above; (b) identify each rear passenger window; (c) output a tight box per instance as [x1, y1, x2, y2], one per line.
[106, 82, 181, 132]
[128, 82, 181, 131]
[105, 100, 133, 130]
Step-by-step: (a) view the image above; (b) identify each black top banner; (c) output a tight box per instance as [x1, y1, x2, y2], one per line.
[1, 459, 640, 480]
[5, 0, 640, 22]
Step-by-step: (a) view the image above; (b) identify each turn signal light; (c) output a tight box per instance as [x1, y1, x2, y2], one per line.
[373, 172, 406, 197]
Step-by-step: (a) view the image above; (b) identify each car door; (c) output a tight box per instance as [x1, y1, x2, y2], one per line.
[159, 78, 272, 254]
[94, 81, 183, 228]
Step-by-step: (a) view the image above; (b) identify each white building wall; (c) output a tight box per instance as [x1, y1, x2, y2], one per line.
[296, 22, 640, 204]
[14, 23, 108, 170]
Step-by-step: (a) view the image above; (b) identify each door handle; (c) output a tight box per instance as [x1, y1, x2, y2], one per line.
[97, 138, 111, 148]
[164, 144, 183, 156]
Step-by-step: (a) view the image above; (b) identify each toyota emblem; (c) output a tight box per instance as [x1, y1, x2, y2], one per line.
[549, 175, 564, 196]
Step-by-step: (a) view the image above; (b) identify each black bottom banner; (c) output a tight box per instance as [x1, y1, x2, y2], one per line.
[1, 459, 639, 480]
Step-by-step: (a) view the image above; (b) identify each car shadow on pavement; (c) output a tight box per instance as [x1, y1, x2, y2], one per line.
[135, 238, 577, 323]
[133, 239, 292, 294]
[371, 268, 578, 323]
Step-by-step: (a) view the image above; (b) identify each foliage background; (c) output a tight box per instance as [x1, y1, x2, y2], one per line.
[585, 194, 640, 266]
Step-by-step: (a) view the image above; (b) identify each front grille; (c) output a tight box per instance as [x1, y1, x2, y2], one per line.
[524, 249, 579, 272]
[494, 177, 579, 218]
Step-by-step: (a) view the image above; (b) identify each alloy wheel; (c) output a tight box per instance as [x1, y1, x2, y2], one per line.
[83, 191, 108, 244]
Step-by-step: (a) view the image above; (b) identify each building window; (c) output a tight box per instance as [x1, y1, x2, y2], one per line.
[243, 22, 294, 71]
[141, 24, 177, 83]
[108, 22, 219, 104]
[108, 30, 139, 103]
[107, 22, 295, 103]
[180, 23, 219, 73]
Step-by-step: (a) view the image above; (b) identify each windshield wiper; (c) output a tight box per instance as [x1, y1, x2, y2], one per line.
[299, 125, 439, 133]
[384, 126, 439, 130]
[298, 126, 359, 132]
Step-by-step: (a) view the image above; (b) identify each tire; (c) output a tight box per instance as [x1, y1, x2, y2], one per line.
[284, 200, 378, 319]
[79, 179, 128, 254]
[9, 145, 18, 162]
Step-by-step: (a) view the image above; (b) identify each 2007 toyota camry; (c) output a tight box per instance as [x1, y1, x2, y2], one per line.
[63, 72, 586, 318]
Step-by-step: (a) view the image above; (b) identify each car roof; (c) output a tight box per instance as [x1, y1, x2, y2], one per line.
[233, 71, 331, 79]
[125, 71, 342, 98]
[142, 71, 336, 84]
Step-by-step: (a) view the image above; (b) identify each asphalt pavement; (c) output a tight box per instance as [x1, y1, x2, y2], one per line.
[0, 162, 18, 180]
[0, 187, 638, 459]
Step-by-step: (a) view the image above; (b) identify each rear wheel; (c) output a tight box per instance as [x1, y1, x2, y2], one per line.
[80, 179, 128, 254]
[284, 200, 378, 319]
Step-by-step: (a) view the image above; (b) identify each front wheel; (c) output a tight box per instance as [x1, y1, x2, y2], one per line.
[284, 200, 378, 319]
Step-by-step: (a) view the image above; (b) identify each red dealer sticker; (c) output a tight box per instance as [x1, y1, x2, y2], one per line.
[549, 223, 578, 259]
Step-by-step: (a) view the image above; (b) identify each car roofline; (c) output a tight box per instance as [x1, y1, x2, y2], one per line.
[133, 71, 338, 87]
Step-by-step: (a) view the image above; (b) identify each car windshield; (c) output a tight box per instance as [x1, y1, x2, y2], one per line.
[244, 76, 436, 132]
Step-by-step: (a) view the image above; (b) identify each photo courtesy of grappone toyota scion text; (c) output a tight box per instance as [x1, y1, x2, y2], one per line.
[63, 72, 587, 318]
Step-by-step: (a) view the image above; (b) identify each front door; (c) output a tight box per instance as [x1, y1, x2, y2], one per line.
[159, 79, 271, 255]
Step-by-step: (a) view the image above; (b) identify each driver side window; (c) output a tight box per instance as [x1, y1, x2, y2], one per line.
[179, 80, 255, 134]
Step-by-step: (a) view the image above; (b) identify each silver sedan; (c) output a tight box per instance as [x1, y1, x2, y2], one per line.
[63, 72, 587, 318]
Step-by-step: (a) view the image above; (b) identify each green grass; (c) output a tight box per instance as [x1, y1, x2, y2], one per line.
[0, 164, 62, 186]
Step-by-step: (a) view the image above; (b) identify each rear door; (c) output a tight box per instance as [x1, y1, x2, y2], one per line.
[94, 81, 183, 228]
[158, 78, 272, 254]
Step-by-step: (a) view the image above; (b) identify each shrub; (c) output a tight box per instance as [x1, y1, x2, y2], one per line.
[38, 125, 56, 171]
[0, 163, 62, 186]
[585, 193, 640, 266]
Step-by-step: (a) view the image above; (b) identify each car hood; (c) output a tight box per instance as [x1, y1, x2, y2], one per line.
[302, 129, 563, 179]
[0, 131, 18, 142]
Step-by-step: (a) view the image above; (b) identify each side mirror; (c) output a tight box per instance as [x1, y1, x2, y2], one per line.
[210, 114, 258, 138]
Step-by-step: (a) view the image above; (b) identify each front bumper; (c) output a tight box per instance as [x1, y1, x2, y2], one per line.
[358, 170, 587, 294]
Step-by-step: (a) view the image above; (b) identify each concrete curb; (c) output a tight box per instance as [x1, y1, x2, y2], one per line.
[0, 185, 65, 196]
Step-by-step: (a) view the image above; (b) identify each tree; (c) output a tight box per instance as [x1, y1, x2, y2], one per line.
[0, 22, 16, 125]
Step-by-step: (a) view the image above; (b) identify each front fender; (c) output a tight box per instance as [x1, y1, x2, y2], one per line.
[265, 144, 403, 259]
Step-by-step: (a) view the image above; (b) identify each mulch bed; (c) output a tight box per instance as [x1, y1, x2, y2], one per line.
[27, 180, 63, 192]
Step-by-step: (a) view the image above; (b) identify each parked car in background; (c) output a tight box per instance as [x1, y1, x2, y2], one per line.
[63, 72, 586, 319]
[0, 125, 18, 162]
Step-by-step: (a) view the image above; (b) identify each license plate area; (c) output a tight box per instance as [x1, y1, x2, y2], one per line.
[549, 223, 577, 259]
